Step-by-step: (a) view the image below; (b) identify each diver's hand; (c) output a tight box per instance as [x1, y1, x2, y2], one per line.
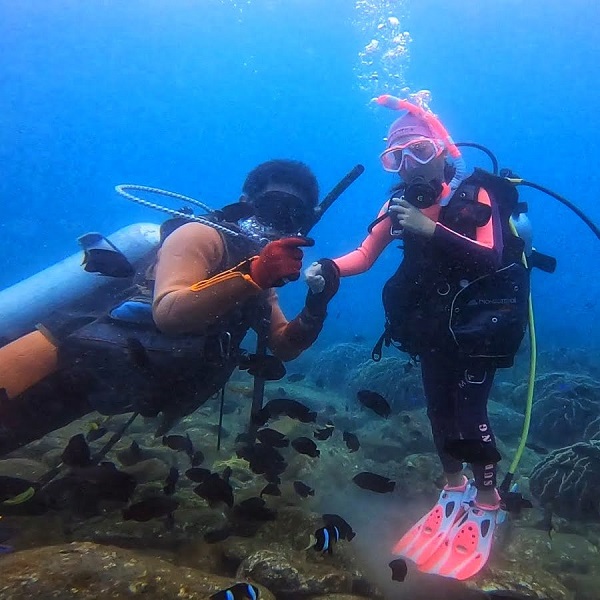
[304, 259, 340, 318]
[304, 261, 326, 293]
[250, 237, 315, 289]
[389, 199, 436, 238]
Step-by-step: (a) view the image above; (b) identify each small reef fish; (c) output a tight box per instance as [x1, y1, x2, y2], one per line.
[352, 472, 395, 493]
[252, 399, 317, 426]
[291, 437, 320, 458]
[185, 467, 211, 483]
[293, 481, 315, 498]
[322, 513, 355, 541]
[239, 353, 286, 381]
[210, 582, 260, 600]
[313, 422, 335, 440]
[122, 496, 179, 522]
[389, 558, 408, 582]
[260, 483, 281, 498]
[163, 467, 179, 496]
[256, 428, 289, 448]
[233, 497, 277, 522]
[194, 473, 234, 508]
[357, 389, 391, 418]
[311, 525, 339, 554]
[61, 433, 93, 468]
[162, 433, 194, 458]
[343, 431, 360, 452]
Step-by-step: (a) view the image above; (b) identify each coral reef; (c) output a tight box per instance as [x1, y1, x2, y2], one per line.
[346, 357, 424, 413]
[529, 440, 600, 520]
[309, 342, 371, 389]
[525, 372, 600, 447]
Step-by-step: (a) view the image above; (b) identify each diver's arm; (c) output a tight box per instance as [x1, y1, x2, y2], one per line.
[431, 188, 502, 270]
[268, 258, 340, 361]
[265, 292, 318, 362]
[153, 222, 262, 335]
[333, 202, 394, 276]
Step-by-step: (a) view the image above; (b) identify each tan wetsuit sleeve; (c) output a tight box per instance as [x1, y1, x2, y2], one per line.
[152, 222, 261, 335]
[267, 290, 324, 362]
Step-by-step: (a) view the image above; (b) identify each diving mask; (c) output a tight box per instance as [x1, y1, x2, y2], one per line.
[252, 190, 311, 234]
[380, 137, 444, 173]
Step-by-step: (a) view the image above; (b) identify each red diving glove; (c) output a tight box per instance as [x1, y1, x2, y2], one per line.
[250, 237, 315, 289]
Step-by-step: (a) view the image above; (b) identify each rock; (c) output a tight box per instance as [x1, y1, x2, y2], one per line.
[0, 458, 48, 481]
[122, 458, 170, 484]
[502, 528, 599, 575]
[469, 564, 574, 600]
[0, 541, 275, 599]
[237, 549, 354, 596]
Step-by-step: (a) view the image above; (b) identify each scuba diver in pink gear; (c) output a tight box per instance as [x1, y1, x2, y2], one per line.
[306, 95, 532, 580]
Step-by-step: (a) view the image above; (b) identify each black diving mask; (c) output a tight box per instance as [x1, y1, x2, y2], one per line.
[252, 190, 311, 234]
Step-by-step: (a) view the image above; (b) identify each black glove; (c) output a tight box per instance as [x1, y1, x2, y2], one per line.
[304, 258, 340, 318]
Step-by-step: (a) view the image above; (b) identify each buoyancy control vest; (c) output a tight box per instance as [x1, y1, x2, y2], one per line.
[375, 169, 530, 368]
[46, 217, 268, 419]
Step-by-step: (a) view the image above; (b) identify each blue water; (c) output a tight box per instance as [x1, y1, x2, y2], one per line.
[1, 0, 599, 351]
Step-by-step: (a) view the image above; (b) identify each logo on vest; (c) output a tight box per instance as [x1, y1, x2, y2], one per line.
[466, 297, 516, 306]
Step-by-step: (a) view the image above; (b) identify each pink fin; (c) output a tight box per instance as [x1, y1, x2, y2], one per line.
[418, 504, 497, 580]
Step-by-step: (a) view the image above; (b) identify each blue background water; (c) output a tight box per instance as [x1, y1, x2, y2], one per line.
[1, 0, 599, 351]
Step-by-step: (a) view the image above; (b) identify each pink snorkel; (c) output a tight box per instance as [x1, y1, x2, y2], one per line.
[376, 94, 467, 204]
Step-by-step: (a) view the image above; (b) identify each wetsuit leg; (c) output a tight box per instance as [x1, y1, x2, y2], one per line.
[453, 361, 497, 490]
[420, 350, 463, 475]
[421, 351, 498, 489]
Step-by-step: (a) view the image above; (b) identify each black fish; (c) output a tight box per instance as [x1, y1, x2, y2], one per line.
[293, 481, 315, 498]
[500, 491, 533, 516]
[312, 525, 339, 554]
[444, 439, 502, 465]
[194, 473, 234, 508]
[260, 483, 281, 498]
[352, 472, 395, 493]
[79, 233, 135, 278]
[322, 513, 355, 541]
[400, 414, 411, 424]
[357, 389, 391, 418]
[403, 361, 414, 374]
[287, 373, 306, 383]
[204, 526, 233, 544]
[72, 462, 137, 503]
[291, 437, 320, 458]
[222, 466, 233, 482]
[525, 442, 549, 455]
[313, 423, 334, 440]
[210, 582, 260, 600]
[343, 431, 360, 452]
[186, 467, 211, 484]
[62, 433, 93, 468]
[315, 377, 325, 389]
[122, 496, 179, 521]
[256, 428, 289, 448]
[116, 440, 144, 466]
[252, 398, 317, 426]
[163, 467, 179, 496]
[233, 497, 277, 521]
[0, 476, 35, 503]
[239, 353, 286, 381]
[389, 558, 408, 582]
[236, 443, 287, 476]
[191, 450, 205, 466]
[162, 434, 194, 457]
